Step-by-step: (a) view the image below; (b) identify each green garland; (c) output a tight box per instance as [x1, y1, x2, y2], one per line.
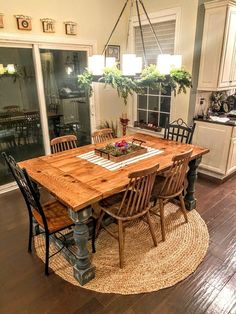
[78, 64, 192, 104]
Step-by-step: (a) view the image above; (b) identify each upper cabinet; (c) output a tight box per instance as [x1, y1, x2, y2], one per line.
[198, 0, 236, 91]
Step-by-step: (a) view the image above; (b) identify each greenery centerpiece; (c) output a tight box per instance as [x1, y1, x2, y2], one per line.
[78, 64, 192, 104]
[94, 139, 147, 162]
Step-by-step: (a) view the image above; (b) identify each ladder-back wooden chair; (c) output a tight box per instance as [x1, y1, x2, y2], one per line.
[152, 149, 193, 241]
[50, 134, 77, 154]
[92, 128, 114, 144]
[95, 163, 159, 268]
[1, 152, 96, 275]
[164, 118, 196, 144]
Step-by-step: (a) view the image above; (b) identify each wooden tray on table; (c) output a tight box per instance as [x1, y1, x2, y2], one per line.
[94, 138, 147, 163]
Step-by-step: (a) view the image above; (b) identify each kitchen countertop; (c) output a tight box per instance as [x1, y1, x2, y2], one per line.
[194, 117, 236, 126]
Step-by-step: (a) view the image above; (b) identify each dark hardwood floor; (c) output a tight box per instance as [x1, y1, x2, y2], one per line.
[0, 175, 236, 314]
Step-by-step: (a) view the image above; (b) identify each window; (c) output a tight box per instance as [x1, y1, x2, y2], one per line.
[134, 19, 176, 129]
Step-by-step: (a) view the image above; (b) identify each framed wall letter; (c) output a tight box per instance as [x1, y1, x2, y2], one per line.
[41, 18, 55, 33]
[0, 14, 4, 28]
[15, 15, 32, 30]
[64, 21, 77, 35]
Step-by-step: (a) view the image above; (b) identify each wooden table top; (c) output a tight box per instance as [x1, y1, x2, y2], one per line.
[19, 133, 209, 212]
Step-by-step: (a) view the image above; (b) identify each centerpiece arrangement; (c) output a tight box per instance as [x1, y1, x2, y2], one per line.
[94, 138, 147, 162]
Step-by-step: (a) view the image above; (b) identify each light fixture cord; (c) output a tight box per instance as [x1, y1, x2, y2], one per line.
[136, 0, 147, 66]
[126, 0, 134, 52]
[138, 0, 163, 54]
[102, 0, 130, 55]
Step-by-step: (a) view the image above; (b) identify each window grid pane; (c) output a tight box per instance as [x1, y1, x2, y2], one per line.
[135, 19, 175, 129]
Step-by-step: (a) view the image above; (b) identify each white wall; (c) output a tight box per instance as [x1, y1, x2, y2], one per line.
[0, 0, 128, 53]
[0, 0, 199, 129]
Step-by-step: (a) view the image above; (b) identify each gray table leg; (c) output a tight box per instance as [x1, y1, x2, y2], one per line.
[185, 156, 202, 211]
[68, 207, 95, 285]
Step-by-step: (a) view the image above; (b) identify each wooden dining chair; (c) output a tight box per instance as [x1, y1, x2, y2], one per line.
[50, 134, 77, 154]
[151, 149, 193, 241]
[94, 163, 159, 268]
[92, 128, 114, 144]
[164, 118, 196, 144]
[1, 152, 96, 275]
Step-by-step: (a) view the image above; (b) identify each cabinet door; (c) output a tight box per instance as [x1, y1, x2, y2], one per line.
[230, 37, 236, 85]
[198, 6, 226, 90]
[218, 7, 236, 88]
[227, 137, 236, 174]
[192, 122, 231, 175]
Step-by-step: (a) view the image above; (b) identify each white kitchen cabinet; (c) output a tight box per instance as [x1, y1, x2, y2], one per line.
[198, 0, 236, 91]
[227, 137, 236, 173]
[193, 120, 236, 180]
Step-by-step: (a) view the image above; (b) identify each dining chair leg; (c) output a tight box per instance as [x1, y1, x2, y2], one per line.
[179, 194, 188, 223]
[146, 211, 157, 247]
[95, 211, 105, 237]
[159, 199, 166, 242]
[118, 220, 124, 268]
[28, 215, 33, 253]
[45, 233, 50, 276]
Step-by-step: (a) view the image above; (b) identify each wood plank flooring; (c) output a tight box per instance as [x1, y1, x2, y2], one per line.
[0, 175, 236, 314]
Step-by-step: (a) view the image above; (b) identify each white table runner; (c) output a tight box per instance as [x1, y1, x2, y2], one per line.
[77, 146, 163, 171]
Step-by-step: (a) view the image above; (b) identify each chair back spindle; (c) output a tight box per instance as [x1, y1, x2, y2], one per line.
[1, 152, 49, 232]
[50, 135, 77, 154]
[92, 128, 114, 144]
[159, 149, 193, 197]
[118, 164, 159, 218]
[164, 118, 196, 144]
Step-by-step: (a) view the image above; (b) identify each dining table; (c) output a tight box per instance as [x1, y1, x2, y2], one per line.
[19, 133, 209, 285]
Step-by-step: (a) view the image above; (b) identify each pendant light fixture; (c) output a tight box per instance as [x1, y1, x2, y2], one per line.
[88, 0, 182, 76]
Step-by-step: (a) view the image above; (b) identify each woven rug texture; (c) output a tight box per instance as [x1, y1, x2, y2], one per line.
[34, 203, 209, 295]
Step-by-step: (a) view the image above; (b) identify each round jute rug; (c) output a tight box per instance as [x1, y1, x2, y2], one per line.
[34, 203, 209, 295]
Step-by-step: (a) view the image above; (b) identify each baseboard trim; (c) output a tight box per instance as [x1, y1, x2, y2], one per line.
[198, 171, 236, 184]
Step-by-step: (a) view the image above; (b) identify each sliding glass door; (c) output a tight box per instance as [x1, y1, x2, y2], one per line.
[0, 43, 93, 188]
[0, 47, 44, 185]
[40, 48, 91, 146]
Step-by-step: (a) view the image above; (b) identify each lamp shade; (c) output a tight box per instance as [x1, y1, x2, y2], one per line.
[122, 54, 137, 76]
[88, 55, 105, 75]
[7, 64, 16, 74]
[157, 54, 171, 75]
[105, 57, 116, 68]
[170, 55, 182, 70]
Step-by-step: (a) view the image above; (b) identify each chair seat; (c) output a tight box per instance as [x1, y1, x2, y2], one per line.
[32, 200, 73, 234]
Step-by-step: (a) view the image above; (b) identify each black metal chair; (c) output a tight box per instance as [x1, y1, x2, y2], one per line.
[2, 152, 96, 275]
[164, 118, 196, 144]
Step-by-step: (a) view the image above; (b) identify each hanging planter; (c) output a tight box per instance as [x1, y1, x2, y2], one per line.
[78, 65, 192, 105]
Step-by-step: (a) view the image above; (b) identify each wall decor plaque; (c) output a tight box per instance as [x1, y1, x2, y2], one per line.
[15, 15, 32, 30]
[41, 18, 55, 33]
[64, 21, 77, 35]
[0, 14, 4, 28]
